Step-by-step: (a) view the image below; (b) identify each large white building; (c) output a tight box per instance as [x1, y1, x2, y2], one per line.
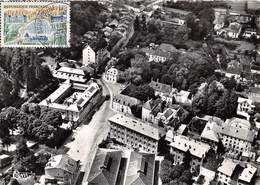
[104, 67, 119, 83]
[52, 66, 87, 83]
[168, 135, 211, 170]
[82, 45, 96, 66]
[108, 114, 164, 153]
[112, 94, 141, 115]
[45, 154, 80, 185]
[237, 97, 255, 120]
[149, 81, 192, 104]
[238, 164, 257, 185]
[213, 117, 256, 154]
[39, 79, 102, 125]
[141, 43, 176, 63]
[216, 158, 238, 185]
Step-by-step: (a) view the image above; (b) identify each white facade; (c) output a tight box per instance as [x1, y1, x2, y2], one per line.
[243, 30, 260, 39]
[104, 67, 118, 83]
[82, 45, 96, 66]
[174, 90, 192, 104]
[109, 114, 161, 153]
[170, 135, 210, 170]
[45, 155, 79, 185]
[39, 80, 102, 124]
[237, 97, 255, 120]
[213, 118, 255, 154]
[112, 94, 140, 115]
[142, 106, 157, 123]
[216, 158, 238, 185]
[148, 54, 166, 63]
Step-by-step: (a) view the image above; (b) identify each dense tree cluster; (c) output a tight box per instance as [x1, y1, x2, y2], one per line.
[0, 105, 67, 148]
[13, 138, 51, 173]
[160, 157, 193, 185]
[192, 80, 238, 119]
[128, 15, 192, 48]
[122, 84, 156, 102]
[117, 48, 217, 93]
[129, 4, 217, 48]
[0, 48, 55, 110]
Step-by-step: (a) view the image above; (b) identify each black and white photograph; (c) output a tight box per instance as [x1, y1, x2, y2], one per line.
[1, 0, 260, 185]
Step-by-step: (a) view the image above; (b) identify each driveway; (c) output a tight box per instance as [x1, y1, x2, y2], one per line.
[65, 78, 116, 184]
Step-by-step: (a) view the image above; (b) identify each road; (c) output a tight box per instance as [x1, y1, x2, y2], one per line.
[65, 78, 116, 184]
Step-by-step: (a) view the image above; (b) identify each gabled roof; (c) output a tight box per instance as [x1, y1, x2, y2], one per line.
[57, 66, 85, 76]
[45, 154, 78, 174]
[87, 148, 122, 185]
[201, 121, 219, 143]
[212, 117, 255, 142]
[229, 22, 242, 33]
[238, 164, 257, 183]
[237, 97, 253, 105]
[149, 81, 173, 95]
[109, 114, 161, 140]
[125, 152, 155, 185]
[158, 43, 177, 53]
[106, 67, 118, 75]
[113, 94, 141, 106]
[142, 98, 162, 111]
[171, 135, 210, 159]
[217, 158, 238, 177]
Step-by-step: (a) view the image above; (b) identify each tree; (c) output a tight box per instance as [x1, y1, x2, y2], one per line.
[0, 116, 10, 149]
[40, 109, 62, 128]
[183, 150, 192, 168]
[130, 104, 142, 119]
[174, 24, 190, 42]
[14, 138, 30, 162]
[32, 123, 56, 143]
[134, 16, 140, 31]
[0, 77, 13, 106]
[192, 92, 207, 115]
[217, 140, 226, 154]
[160, 159, 173, 183]
[215, 90, 238, 119]
[161, 74, 174, 85]
[128, 84, 155, 101]
[0, 107, 20, 133]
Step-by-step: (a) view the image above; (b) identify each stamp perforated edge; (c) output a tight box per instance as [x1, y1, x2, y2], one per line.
[0, 0, 71, 48]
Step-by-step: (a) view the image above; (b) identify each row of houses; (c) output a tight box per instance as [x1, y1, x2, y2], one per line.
[106, 112, 259, 185]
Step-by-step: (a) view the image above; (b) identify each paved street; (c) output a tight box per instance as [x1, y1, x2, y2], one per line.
[65, 78, 123, 184]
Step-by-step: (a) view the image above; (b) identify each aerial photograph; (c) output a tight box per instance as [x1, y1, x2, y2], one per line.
[1, 0, 260, 185]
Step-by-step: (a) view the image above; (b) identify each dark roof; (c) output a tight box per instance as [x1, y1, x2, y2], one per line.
[113, 94, 141, 106]
[143, 98, 162, 110]
[164, 108, 174, 119]
[87, 148, 122, 185]
[158, 43, 177, 53]
[125, 152, 155, 185]
[149, 81, 173, 95]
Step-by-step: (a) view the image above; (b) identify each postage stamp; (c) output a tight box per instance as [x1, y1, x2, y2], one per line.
[1, 1, 70, 48]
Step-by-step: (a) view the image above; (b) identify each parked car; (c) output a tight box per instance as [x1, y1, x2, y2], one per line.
[105, 94, 110, 100]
